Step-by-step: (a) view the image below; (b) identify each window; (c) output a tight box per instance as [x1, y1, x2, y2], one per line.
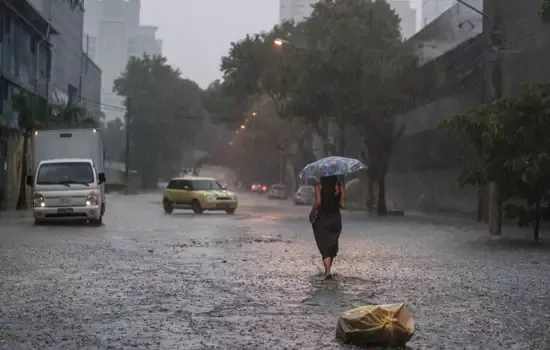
[37, 162, 95, 185]
[181, 180, 193, 189]
[191, 180, 222, 191]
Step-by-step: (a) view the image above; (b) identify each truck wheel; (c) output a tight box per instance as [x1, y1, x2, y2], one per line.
[163, 198, 174, 214]
[90, 216, 103, 226]
[191, 200, 203, 214]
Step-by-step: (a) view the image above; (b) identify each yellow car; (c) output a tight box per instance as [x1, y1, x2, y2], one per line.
[162, 176, 238, 214]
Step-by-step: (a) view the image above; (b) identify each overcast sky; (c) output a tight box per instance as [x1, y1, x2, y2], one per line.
[140, 0, 420, 89]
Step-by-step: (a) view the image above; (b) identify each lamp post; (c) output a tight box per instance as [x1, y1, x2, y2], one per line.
[124, 98, 131, 194]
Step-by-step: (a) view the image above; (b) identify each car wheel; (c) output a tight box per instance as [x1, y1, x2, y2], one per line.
[226, 208, 236, 215]
[163, 198, 174, 214]
[34, 218, 44, 225]
[191, 199, 203, 214]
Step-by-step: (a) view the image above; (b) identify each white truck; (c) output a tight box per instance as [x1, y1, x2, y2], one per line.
[27, 129, 106, 225]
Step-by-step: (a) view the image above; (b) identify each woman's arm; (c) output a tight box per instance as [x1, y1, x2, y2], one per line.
[315, 183, 322, 206]
[340, 183, 346, 209]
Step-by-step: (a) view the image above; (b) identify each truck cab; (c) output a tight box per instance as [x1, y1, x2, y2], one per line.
[29, 158, 105, 224]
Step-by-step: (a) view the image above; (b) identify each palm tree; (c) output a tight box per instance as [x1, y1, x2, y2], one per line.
[12, 94, 98, 209]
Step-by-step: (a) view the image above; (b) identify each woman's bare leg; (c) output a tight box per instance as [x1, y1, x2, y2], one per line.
[323, 257, 333, 279]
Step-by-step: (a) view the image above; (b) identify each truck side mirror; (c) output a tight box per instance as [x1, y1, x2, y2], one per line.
[26, 175, 33, 187]
[98, 173, 106, 184]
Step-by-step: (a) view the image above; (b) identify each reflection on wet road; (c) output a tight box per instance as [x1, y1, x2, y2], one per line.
[1, 192, 549, 349]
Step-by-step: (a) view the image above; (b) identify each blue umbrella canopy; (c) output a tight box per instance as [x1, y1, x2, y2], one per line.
[298, 156, 367, 179]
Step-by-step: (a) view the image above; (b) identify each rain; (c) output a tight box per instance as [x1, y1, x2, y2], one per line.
[1, 0, 550, 349]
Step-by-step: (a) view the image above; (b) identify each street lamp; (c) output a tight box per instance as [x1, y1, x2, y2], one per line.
[251, 112, 257, 116]
[240, 124, 245, 129]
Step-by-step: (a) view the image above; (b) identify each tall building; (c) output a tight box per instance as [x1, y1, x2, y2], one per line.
[84, 0, 162, 121]
[279, 0, 417, 38]
[421, 0, 454, 28]
[389, 1, 417, 39]
[128, 25, 162, 58]
[279, 0, 318, 23]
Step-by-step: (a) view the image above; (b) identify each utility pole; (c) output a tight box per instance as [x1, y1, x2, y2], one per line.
[484, 0, 503, 236]
[456, 0, 502, 232]
[124, 98, 131, 194]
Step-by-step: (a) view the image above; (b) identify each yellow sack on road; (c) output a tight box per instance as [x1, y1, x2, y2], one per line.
[336, 303, 415, 347]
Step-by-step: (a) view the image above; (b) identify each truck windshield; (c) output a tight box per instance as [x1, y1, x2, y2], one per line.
[37, 162, 95, 185]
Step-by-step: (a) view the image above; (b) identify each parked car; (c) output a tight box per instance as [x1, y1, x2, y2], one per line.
[251, 183, 268, 193]
[294, 185, 315, 205]
[267, 184, 288, 200]
[162, 176, 238, 214]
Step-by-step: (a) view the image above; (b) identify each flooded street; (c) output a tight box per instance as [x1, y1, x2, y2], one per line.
[1, 192, 549, 349]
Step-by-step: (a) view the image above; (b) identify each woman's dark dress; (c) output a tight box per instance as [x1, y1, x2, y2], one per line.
[312, 187, 342, 259]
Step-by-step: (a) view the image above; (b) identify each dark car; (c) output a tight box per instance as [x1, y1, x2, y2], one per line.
[267, 184, 288, 200]
[251, 183, 268, 193]
[294, 185, 315, 205]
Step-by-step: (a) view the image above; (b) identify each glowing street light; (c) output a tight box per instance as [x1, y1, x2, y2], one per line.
[252, 112, 257, 116]
[274, 38, 284, 46]
[240, 124, 246, 129]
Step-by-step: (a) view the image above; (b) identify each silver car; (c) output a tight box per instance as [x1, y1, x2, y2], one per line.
[294, 185, 315, 205]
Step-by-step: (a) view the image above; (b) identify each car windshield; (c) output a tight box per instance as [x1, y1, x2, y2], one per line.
[37, 162, 95, 185]
[192, 180, 222, 190]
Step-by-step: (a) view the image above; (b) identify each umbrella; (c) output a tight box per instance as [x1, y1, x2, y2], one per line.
[298, 156, 367, 179]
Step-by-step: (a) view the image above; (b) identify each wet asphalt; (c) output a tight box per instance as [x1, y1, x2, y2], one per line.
[0, 192, 549, 349]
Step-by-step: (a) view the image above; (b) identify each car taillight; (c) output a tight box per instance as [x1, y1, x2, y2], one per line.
[262, 186, 267, 191]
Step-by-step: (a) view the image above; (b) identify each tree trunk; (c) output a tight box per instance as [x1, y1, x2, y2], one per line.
[366, 174, 375, 212]
[376, 173, 387, 216]
[534, 198, 540, 241]
[338, 124, 345, 155]
[16, 136, 28, 210]
[488, 182, 502, 235]
[477, 186, 483, 222]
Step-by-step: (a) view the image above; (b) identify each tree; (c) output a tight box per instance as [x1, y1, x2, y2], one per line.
[277, 0, 416, 214]
[102, 117, 125, 161]
[114, 55, 206, 188]
[441, 84, 550, 240]
[13, 93, 96, 209]
[541, 0, 550, 22]
[217, 0, 416, 215]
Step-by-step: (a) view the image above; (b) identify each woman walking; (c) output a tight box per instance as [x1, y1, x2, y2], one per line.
[311, 175, 345, 280]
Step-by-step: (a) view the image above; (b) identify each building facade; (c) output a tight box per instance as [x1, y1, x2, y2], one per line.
[279, 0, 317, 23]
[84, 0, 162, 121]
[0, 0, 54, 210]
[280, 0, 418, 38]
[27, 0, 102, 112]
[389, 1, 417, 39]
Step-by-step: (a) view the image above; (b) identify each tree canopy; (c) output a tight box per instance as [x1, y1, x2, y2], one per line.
[114, 54, 207, 188]
[216, 0, 417, 214]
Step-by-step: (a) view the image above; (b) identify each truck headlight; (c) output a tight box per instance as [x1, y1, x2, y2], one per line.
[33, 192, 45, 207]
[86, 191, 99, 206]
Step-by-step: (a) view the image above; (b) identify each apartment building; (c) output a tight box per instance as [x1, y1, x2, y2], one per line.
[84, 0, 162, 121]
[279, 0, 417, 38]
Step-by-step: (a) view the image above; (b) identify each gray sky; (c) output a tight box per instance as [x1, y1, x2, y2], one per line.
[141, 0, 279, 88]
[140, 0, 420, 89]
